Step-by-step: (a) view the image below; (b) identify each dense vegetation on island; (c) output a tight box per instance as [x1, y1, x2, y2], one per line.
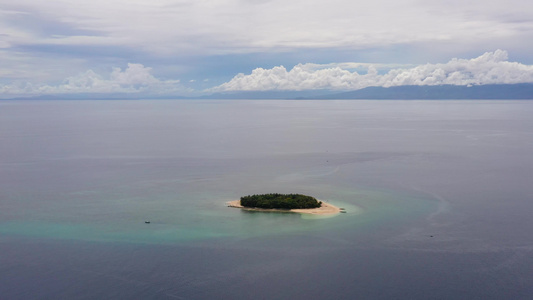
[240, 193, 322, 209]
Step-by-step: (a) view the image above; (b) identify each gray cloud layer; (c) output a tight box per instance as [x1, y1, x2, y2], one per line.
[3, 0, 532, 54]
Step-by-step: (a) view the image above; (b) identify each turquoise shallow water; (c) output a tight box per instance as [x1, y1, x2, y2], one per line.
[1, 100, 533, 299]
[0, 188, 431, 244]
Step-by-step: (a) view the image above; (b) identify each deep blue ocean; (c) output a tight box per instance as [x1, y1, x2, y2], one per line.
[1, 100, 532, 299]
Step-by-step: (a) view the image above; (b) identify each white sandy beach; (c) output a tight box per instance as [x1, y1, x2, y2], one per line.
[227, 200, 341, 215]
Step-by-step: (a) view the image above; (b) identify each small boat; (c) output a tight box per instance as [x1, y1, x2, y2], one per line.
[340, 210, 347, 213]
[145, 221, 151, 224]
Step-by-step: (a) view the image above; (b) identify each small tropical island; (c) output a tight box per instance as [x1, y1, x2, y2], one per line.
[227, 193, 342, 215]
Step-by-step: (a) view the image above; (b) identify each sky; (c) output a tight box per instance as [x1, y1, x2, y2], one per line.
[1, 0, 533, 98]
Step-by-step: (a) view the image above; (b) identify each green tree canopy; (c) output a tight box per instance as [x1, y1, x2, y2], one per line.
[240, 193, 322, 209]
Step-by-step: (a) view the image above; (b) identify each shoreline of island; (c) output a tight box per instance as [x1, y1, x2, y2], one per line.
[227, 200, 342, 215]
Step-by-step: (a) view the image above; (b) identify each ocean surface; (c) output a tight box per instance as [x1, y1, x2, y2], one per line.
[1, 100, 532, 299]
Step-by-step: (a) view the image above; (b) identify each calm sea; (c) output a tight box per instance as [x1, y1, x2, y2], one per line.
[1, 100, 532, 299]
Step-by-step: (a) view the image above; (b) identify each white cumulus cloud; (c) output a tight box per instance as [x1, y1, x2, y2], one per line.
[1, 63, 189, 97]
[212, 50, 533, 92]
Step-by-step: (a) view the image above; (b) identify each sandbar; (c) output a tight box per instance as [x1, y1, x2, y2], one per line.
[227, 200, 341, 215]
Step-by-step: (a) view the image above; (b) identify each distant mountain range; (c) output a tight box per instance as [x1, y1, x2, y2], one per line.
[310, 83, 533, 100]
[208, 83, 533, 100]
[6, 83, 533, 100]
